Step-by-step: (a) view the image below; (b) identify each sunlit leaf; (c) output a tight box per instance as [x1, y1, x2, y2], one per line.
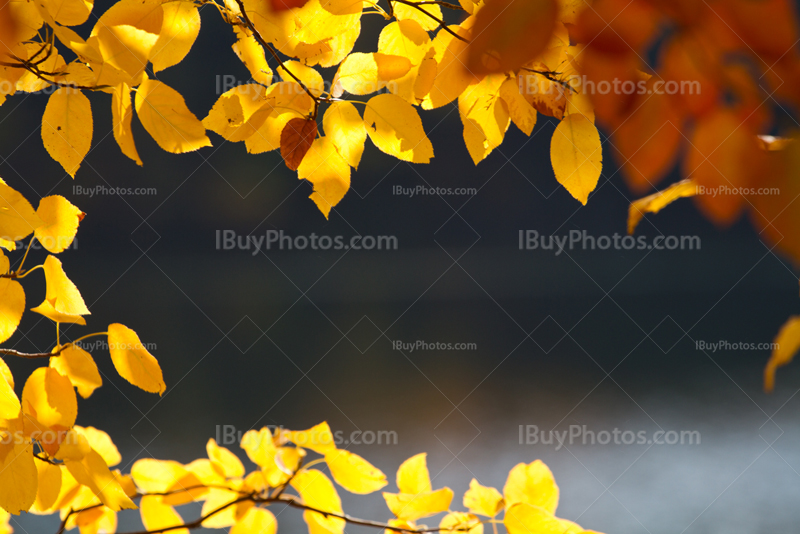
[107, 323, 166, 395]
[551, 114, 602, 205]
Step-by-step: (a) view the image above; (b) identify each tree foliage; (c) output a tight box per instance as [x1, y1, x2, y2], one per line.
[2, 0, 800, 531]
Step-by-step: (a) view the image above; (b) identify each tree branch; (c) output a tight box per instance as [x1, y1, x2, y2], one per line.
[0, 347, 64, 359]
[391, 0, 469, 42]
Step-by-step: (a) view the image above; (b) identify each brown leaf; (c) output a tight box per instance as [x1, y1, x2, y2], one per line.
[280, 118, 318, 171]
[467, 0, 559, 76]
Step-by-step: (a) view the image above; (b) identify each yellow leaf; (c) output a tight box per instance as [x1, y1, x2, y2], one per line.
[297, 137, 351, 219]
[291, 469, 345, 534]
[440, 512, 483, 534]
[22, 367, 78, 435]
[397, 453, 431, 494]
[40, 0, 93, 27]
[285, 422, 337, 454]
[504, 503, 582, 534]
[108, 323, 165, 395]
[393, 1, 442, 31]
[207, 438, 245, 478]
[0, 427, 37, 515]
[50, 345, 102, 399]
[292, 0, 360, 44]
[325, 449, 387, 494]
[336, 53, 381, 95]
[131, 458, 205, 503]
[241, 427, 277, 469]
[203, 84, 271, 143]
[383, 487, 453, 521]
[628, 180, 698, 235]
[279, 61, 325, 97]
[499, 79, 537, 136]
[459, 74, 510, 164]
[200, 486, 250, 528]
[0, 182, 43, 248]
[41, 88, 92, 178]
[65, 448, 137, 511]
[74, 426, 121, 468]
[233, 26, 273, 86]
[364, 94, 434, 163]
[245, 82, 315, 154]
[551, 114, 602, 205]
[150, 1, 199, 72]
[422, 23, 473, 110]
[34, 195, 83, 253]
[53, 428, 92, 462]
[503, 461, 559, 514]
[323, 101, 366, 169]
[134, 77, 211, 154]
[141, 495, 188, 534]
[378, 20, 431, 65]
[111, 83, 142, 165]
[0, 356, 11, 388]
[765, 316, 800, 392]
[32, 457, 62, 512]
[31, 255, 90, 323]
[0, 356, 20, 419]
[0, 278, 24, 343]
[94, 24, 158, 84]
[231, 507, 278, 534]
[463, 479, 503, 517]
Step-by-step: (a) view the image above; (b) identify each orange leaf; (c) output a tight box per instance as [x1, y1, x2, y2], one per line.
[281, 118, 319, 171]
[467, 0, 559, 76]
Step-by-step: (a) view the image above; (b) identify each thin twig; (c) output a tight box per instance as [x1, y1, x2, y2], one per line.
[391, 0, 469, 42]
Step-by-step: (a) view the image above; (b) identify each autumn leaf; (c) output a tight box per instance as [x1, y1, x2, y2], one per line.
[0, 278, 25, 344]
[764, 316, 800, 393]
[41, 88, 93, 178]
[207, 438, 245, 478]
[232, 507, 278, 534]
[34, 195, 85, 254]
[281, 118, 318, 171]
[107, 323, 166, 395]
[150, 1, 200, 72]
[364, 94, 434, 163]
[0, 182, 44, 249]
[628, 180, 698, 234]
[0, 420, 37, 515]
[291, 470, 345, 534]
[503, 460, 559, 513]
[504, 503, 582, 534]
[325, 449, 387, 494]
[134, 77, 211, 154]
[467, 0, 559, 76]
[50, 345, 103, 399]
[463, 479, 503, 517]
[551, 114, 602, 205]
[111, 83, 142, 165]
[440, 512, 483, 534]
[31, 255, 90, 325]
[323, 101, 367, 169]
[297, 137, 351, 219]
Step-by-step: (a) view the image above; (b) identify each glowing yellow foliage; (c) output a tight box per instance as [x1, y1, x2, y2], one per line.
[323, 101, 366, 169]
[41, 88, 92, 178]
[50, 345, 102, 399]
[107, 323, 166, 395]
[325, 449, 387, 494]
[459, 74, 510, 164]
[34, 195, 83, 253]
[0, 427, 37, 515]
[31, 255, 90, 324]
[233, 26, 273, 85]
[440, 511, 483, 534]
[504, 503, 583, 534]
[111, 83, 142, 165]
[204, 84, 271, 143]
[0, 279, 24, 343]
[141, 495, 188, 534]
[550, 114, 602, 205]
[207, 438, 245, 478]
[503, 461, 559, 513]
[463, 479, 503, 517]
[150, 1, 200, 72]
[231, 507, 278, 534]
[134, 77, 211, 154]
[364, 94, 433, 163]
[0, 182, 43, 249]
[384, 487, 454, 521]
[297, 137, 351, 219]
[291, 469, 345, 534]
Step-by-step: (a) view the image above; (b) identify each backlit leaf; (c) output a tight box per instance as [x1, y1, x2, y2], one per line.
[134, 77, 211, 154]
[50, 345, 102, 399]
[551, 114, 602, 205]
[0, 279, 24, 344]
[323, 101, 366, 169]
[628, 180, 698, 235]
[150, 1, 200, 72]
[31, 255, 90, 324]
[504, 503, 582, 534]
[0, 182, 43, 248]
[463, 479, 503, 517]
[107, 323, 166, 395]
[383, 487, 453, 521]
[325, 449, 387, 494]
[297, 137, 351, 219]
[111, 83, 143, 165]
[34, 196, 84, 254]
[364, 94, 433, 163]
[503, 461, 559, 513]
[41, 88, 92, 178]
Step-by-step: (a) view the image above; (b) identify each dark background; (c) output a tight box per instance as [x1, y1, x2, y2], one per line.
[5, 2, 800, 533]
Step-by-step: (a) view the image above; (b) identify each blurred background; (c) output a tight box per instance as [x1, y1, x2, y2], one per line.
[3, 2, 800, 533]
